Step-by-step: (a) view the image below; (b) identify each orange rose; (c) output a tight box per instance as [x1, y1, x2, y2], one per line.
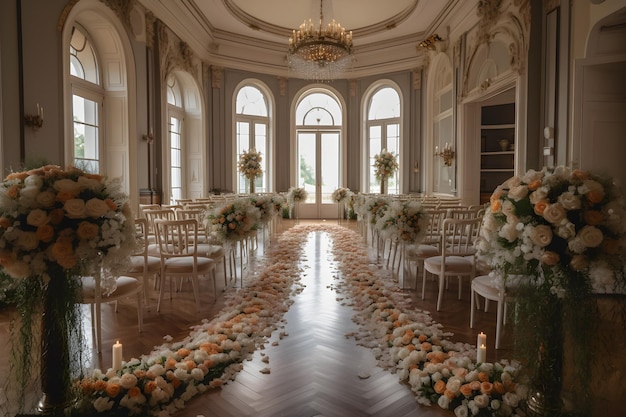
[165, 357, 177, 370]
[433, 379, 447, 394]
[420, 342, 432, 351]
[572, 169, 589, 181]
[105, 382, 121, 398]
[493, 381, 506, 394]
[477, 372, 490, 382]
[470, 380, 482, 391]
[444, 389, 456, 400]
[460, 383, 474, 397]
[6, 185, 19, 199]
[0, 217, 12, 229]
[36, 224, 55, 242]
[480, 381, 494, 395]
[127, 386, 141, 398]
[527, 179, 542, 191]
[602, 238, 620, 255]
[584, 210, 603, 225]
[77, 221, 99, 240]
[48, 208, 65, 225]
[418, 334, 428, 343]
[533, 199, 550, 216]
[490, 199, 502, 213]
[177, 348, 191, 358]
[80, 380, 95, 395]
[104, 198, 117, 211]
[55, 190, 76, 203]
[587, 190, 604, 204]
[185, 360, 196, 370]
[143, 380, 157, 395]
[94, 379, 107, 392]
[208, 378, 223, 388]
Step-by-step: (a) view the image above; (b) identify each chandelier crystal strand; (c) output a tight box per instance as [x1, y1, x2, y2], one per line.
[288, 0, 353, 81]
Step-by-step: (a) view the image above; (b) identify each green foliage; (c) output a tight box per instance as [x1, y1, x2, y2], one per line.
[299, 155, 315, 186]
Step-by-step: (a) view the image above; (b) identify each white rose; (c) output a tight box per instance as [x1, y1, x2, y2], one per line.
[543, 203, 566, 224]
[119, 372, 138, 389]
[64, 199, 86, 218]
[446, 377, 462, 393]
[454, 404, 469, 417]
[499, 222, 519, 242]
[558, 192, 581, 210]
[26, 208, 50, 227]
[85, 198, 110, 218]
[473, 394, 489, 408]
[522, 169, 544, 184]
[503, 392, 520, 408]
[529, 187, 549, 204]
[502, 176, 521, 189]
[19, 186, 40, 200]
[527, 224, 552, 247]
[556, 221, 576, 239]
[36, 190, 56, 207]
[491, 399, 501, 410]
[4, 260, 31, 278]
[568, 237, 587, 254]
[437, 394, 450, 409]
[577, 225, 603, 248]
[508, 185, 528, 202]
[93, 397, 114, 412]
[579, 179, 605, 200]
[53, 178, 81, 194]
[502, 200, 516, 217]
[23, 174, 43, 189]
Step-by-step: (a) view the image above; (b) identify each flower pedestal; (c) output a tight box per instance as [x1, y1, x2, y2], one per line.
[380, 178, 387, 194]
[36, 270, 78, 415]
[249, 179, 255, 194]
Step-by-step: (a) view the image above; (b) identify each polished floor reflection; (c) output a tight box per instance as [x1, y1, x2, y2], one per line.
[0, 220, 510, 416]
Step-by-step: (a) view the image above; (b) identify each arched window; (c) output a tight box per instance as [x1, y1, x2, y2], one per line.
[69, 25, 103, 173]
[365, 86, 401, 194]
[235, 83, 271, 193]
[167, 76, 183, 203]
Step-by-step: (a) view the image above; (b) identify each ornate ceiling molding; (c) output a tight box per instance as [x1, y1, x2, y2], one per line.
[157, 20, 197, 81]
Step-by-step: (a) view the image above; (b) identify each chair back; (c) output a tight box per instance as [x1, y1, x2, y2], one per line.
[441, 216, 482, 258]
[154, 218, 198, 258]
[422, 208, 447, 248]
[133, 218, 149, 257]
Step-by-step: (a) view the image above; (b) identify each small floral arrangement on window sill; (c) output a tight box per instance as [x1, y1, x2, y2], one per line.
[286, 187, 308, 205]
[237, 148, 263, 180]
[331, 187, 353, 204]
[373, 149, 399, 180]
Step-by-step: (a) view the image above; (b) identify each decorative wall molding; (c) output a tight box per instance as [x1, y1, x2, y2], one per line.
[476, 0, 503, 44]
[157, 20, 198, 81]
[412, 69, 422, 90]
[278, 77, 287, 96]
[57, 0, 80, 32]
[544, 0, 561, 13]
[211, 67, 223, 89]
[98, 0, 136, 34]
[145, 12, 156, 50]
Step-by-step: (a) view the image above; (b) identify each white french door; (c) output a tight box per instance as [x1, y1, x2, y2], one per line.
[296, 130, 341, 219]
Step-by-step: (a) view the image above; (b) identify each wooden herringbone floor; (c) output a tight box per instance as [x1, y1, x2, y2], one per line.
[0, 219, 512, 417]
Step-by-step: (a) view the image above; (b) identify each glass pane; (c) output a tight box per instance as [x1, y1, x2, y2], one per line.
[255, 123, 267, 193]
[236, 86, 268, 116]
[298, 132, 316, 204]
[296, 92, 342, 125]
[69, 26, 98, 84]
[321, 133, 340, 204]
[369, 125, 382, 193]
[368, 87, 400, 120]
[386, 123, 400, 194]
[72, 94, 99, 173]
[170, 116, 182, 203]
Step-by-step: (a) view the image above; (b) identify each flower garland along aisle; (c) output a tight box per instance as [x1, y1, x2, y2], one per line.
[476, 166, 626, 415]
[0, 165, 136, 414]
[237, 148, 262, 194]
[75, 220, 310, 416]
[373, 149, 398, 194]
[320, 223, 528, 417]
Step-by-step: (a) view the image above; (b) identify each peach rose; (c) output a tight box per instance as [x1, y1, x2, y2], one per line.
[177, 348, 192, 358]
[584, 210, 603, 226]
[508, 185, 528, 201]
[541, 251, 560, 266]
[543, 203, 566, 224]
[460, 383, 474, 397]
[49, 208, 66, 225]
[527, 179, 542, 191]
[434, 379, 447, 394]
[36, 190, 56, 207]
[493, 381, 506, 394]
[533, 199, 550, 216]
[602, 238, 620, 255]
[558, 192, 581, 210]
[444, 389, 456, 400]
[53, 178, 81, 195]
[143, 380, 157, 394]
[480, 381, 494, 395]
[570, 254, 589, 271]
[77, 221, 99, 240]
[105, 382, 121, 398]
[127, 386, 141, 398]
[490, 199, 502, 213]
[94, 379, 107, 392]
[578, 225, 603, 248]
[527, 224, 553, 247]
[63, 199, 86, 219]
[0, 217, 12, 229]
[477, 372, 490, 382]
[36, 224, 55, 243]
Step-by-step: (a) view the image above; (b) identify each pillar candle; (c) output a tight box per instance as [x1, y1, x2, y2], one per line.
[112, 340, 123, 371]
[477, 344, 487, 363]
[477, 332, 487, 350]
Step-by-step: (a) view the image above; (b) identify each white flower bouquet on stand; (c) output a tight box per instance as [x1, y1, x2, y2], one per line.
[373, 149, 398, 194]
[331, 187, 353, 222]
[237, 148, 262, 194]
[286, 187, 308, 223]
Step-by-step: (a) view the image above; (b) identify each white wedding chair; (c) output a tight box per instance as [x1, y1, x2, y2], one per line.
[423, 216, 482, 311]
[81, 270, 143, 354]
[470, 274, 516, 349]
[125, 218, 160, 307]
[154, 218, 217, 311]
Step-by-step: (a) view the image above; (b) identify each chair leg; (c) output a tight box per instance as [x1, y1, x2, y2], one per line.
[496, 298, 504, 349]
[137, 292, 143, 332]
[436, 273, 445, 311]
[470, 288, 476, 328]
[421, 270, 428, 300]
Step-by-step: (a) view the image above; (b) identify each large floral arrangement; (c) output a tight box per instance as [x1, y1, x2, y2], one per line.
[237, 148, 263, 180]
[476, 166, 626, 294]
[373, 149, 399, 180]
[205, 198, 260, 243]
[249, 195, 274, 226]
[286, 187, 308, 205]
[476, 166, 626, 413]
[0, 164, 136, 411]
[377, 200, 428, 243]
[331, 187, 353, 204]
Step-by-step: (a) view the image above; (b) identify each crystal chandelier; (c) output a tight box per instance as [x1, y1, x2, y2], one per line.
[288, 0, 353, 81]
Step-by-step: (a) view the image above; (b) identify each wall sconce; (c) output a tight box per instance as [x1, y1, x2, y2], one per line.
[24, 103, 44, 130]
[435, 143, 455, 166]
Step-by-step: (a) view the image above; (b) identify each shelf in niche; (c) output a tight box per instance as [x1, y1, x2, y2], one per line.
[481, 151, 514, 156]
[480, 123, 515, 130]
[480, 168, 515, 173]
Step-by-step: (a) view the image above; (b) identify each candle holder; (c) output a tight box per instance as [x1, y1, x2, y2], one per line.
[435, 143, 455, 166]
[24, 103, 44, 130]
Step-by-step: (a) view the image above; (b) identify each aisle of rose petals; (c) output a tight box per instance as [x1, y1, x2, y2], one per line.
[78, 223, 528, 417]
